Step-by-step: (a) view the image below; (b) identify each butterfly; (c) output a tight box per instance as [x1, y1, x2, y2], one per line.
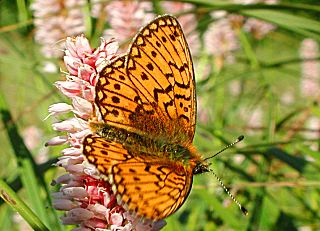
[83, 15, 220, 220]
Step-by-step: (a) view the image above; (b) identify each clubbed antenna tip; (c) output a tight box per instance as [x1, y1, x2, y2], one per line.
[241, 206, 248, 216]
[237, 135, 244, 142]
[203, 135, 245, 162]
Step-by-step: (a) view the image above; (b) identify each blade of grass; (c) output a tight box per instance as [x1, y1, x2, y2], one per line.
[0, 179, 49, 231]
[16, 0, 29, 23]
[0, 205, 12, 230]
[236, 28, 260, 70]
[0, 158, 58, 207]
[0, 93, 50, 228]
[240, 10, 320, 41]
[182, 1, 320, 13]
[267, 147, 307, 173]
[83, 1, 92, 38]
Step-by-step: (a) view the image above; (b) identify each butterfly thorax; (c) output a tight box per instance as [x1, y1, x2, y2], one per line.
[90, 121, 201, 168]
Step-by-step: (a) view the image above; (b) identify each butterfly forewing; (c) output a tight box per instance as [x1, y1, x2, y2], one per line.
[96, 55, 156, 132]
[127, 15, 196, 141]
[83, 134, 193, 220]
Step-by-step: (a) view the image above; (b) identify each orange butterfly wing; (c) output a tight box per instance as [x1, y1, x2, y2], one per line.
[96, 55, 155, 133]
[126, 15, 196, 141]
[83, 134, 193, 220]
[96, 15, 196, 140]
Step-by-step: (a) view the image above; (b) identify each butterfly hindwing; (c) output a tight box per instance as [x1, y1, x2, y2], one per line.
[83, 134, 133, 174]
[127, 15, 196, 141]
[83, 134, 193, 220]
[112, 159, 193, 220]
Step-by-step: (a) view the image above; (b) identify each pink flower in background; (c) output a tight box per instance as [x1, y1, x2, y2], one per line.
[47, 35, 166, 230]
[300, 38, 320, 98]
[92, 0, 154, 49]
[22, 125, 43, 151]
[244, 18, 276, 39]
[161, 1, 200, 55]
[239, 107, 263, 135]
[304, 116, 320, 151]
[204, 18, 239, 67]
[299, 38, 320, 147]
[228, 80, 242, 97]
[92, 0, 201, 55]
[22, 126, 49, 164]
[280, 91, 295, 106]
[31, 0, 86, 58]
[203, 0, 277, 70]
[235, 0, 277, 39]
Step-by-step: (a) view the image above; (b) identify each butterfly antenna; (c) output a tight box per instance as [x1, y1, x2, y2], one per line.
[203, 135, 244, 162]
[209, 169, 248, 215]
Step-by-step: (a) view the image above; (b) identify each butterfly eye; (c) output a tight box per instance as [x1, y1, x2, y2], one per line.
[193, 163, 209, 174]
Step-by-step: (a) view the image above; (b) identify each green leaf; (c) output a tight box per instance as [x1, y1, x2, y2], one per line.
[0, 179, 49, 231]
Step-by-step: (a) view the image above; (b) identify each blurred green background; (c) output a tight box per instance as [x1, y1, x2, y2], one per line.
[1, 0, 320, 230]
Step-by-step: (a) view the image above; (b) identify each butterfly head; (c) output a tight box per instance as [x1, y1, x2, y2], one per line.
[193, 160, 210, 175]
[194, 136, 245, 175]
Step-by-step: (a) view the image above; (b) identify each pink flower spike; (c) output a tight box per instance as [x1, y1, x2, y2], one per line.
[78, 64, 96, 83]
[82, 87, 95, 102]
[46, 103, 73, 119]
[67, 208, 95, 222]
[61, 147, 82, 156]
[42, 61, 58, 73]
[64, 56, 82, 76]
[90, 203, 108, 215]
[55, 81, 82, 98]
[74, 35, 93, 58]
[52, 118, 84, 133]
[71, 96, 93, 119]
[110, 213, 123, 226]
[83, 164, 100, 177]
[65, 163, 85, 174]
[65, 37, 79, 58]
[56, 155, 83, 167]
[65, 35, 92, 60]
[54, 173, 73, 185]
[72, 228, 91, 231]
[62, 187, 88, 198]
[45, 135, 68, 146]
[83, 218, 108, 229]
[53, 199, 81, 211]
[31, 1, 85, 58]
[51, 192, 69, 199]
[94, 38, 119, 69]
[71, 129, 91, 140]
